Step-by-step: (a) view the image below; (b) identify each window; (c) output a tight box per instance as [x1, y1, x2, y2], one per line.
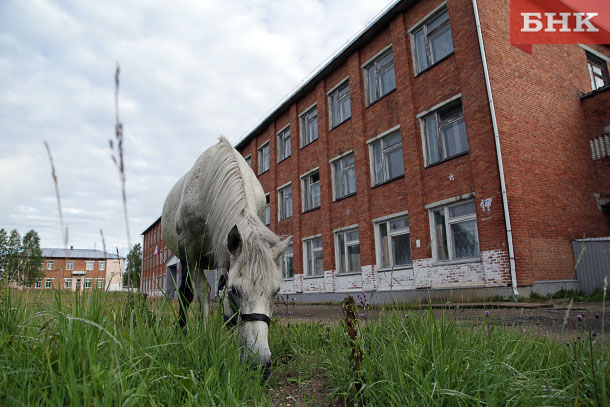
[329, 81, 351, 128]
[301, 169, 320, 212]
[35, 280, 42, 288]
[431, 200, 479, 261]
[264, 194, 271, 226]
[587, 52, 609, 91]
[86, 261, 94, 271]
[277, 126, 291, 162]
[66, 261, 74, 271]
[422, 101, 468, 165]
[412, 7, 454, 74]
[96, 278, 104, 289]
[278, 184, 293, 220]
[281, 244, 294, 279]
[85, 278, 92, 288]
[64, 278, 72, 289]
[99, 261, 106, 271]
[335, 228, 361, 274]
[370, 129, 404, 185]
[332, 153, 356, 200]
[258, 142, 270, 174]
[245, 155, 252, 167]
[364, 48, 396, 105]
[47, 261, 54, 270]
[300, 106, 318, 147]
[376, 215, 412, 269]
[304, 237, 323, 277]
[45, 279, 52, 289]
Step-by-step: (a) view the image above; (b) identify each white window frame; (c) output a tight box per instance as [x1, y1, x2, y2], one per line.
[99, 261, 106, 271]
[301, 167, 321, 212]
[258, 141, 270, 174]
[277, 125, 291, 162]
[362, 45, 396, 105]
[587, 51, 609, 91]
[47, 261, 54, 270]
[35, 280, 42, 288]
[85, 278, 93, 288]
[303, 235, 324, 277]
[281, 242, 294, 280]
[277, 182, 293, 221]
[417, 95, 467, 166]
[330, 151, 356, 201]
[334, 225, 361, 274]
[64, 278, 72, 289]
[373, 211, 412, 271]
[96, 278, 104, 289]
[367, 126, 404, 186]
[45, 278, 53, 289]
[427, 197, 480, 263]
[409, 3, 454, 75]
[66, 261, 74, 271]
[244, 154, 252, 168]
[86, 261, 94, 271]
[328, 78, 351, 129]
[300, 104, 318, 147]
[263, 193, 271, 226]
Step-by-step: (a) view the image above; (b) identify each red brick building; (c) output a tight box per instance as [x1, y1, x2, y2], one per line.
[38, 248, 124, 291]
[141, 217, 172, 296]
[232, 0, 610, 301]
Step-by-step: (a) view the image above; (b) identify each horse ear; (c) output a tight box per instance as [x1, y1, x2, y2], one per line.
[227, 225, 242, 255]
[271, 237, 292, 261]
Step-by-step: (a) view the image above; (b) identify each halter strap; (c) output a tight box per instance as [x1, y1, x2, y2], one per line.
[239, 313, 271, 326]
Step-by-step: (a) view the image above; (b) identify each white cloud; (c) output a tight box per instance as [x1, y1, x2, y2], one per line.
[0, 0, 394, 255]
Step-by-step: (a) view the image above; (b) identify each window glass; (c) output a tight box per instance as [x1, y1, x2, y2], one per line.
[330, 82, 351, 128]
[423, 102, 468, 165]
[371, 131, 404, 185]
[258, 143, 270, 173]
[301, 107, 318, 147]
[433, 208, 449, 261]
[412, 7, 454, 74]
[451, 220, 479, 259]
[279, 185, 292, 220]
[277, 127, 291, 161]
[365, 49, 396, 104]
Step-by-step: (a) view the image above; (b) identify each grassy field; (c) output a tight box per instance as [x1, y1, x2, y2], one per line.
[1, 287, 608, 406]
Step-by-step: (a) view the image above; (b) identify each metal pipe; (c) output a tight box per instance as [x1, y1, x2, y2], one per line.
[471, 0, 519, 297]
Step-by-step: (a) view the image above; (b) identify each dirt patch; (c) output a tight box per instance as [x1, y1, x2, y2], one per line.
[267, 300, 609, 406]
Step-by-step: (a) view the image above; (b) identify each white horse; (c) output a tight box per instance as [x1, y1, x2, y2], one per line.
[162, 137, 289, 374]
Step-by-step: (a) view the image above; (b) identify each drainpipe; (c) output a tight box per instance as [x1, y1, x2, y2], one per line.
[471, 0, 519, 298]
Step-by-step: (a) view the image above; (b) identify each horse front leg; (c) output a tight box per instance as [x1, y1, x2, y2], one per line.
[193, 270, 211, 321]
[178, 267, 194, 330]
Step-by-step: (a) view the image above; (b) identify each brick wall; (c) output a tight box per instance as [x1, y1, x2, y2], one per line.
[478, 0, 610, 284]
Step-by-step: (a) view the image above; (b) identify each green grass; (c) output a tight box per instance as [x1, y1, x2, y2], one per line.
[2, 288, 608, 406]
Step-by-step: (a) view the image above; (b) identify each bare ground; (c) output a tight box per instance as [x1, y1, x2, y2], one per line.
[267, 300, 610, 406]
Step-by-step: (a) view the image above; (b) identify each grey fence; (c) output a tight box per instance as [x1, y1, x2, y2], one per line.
[572, 237, 610, 294]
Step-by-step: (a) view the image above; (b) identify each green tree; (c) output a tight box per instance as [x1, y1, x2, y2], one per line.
[124, 243, 142, 288]
[0, 228, 43, 286]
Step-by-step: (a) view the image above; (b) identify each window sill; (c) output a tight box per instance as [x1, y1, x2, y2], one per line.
[277, 156, 291, 164]
[372, 174, 404, 189]
[278, 216, 292, 222]
[377, 265, 413, 272]
[414, 52, 454, 77]
[300, 138, 319, 150]
[282, 277, 294, 282]
[365, 88, 396, 109]
[258, 169, 269, 176]
[336, 271, 362, 277]
[304, 274, 324, 280]
[333, 192, 356, 202]
[329, 116, 352, 132]
[302, 206, 321, 215]
[424, 151, 468, 169]
[432, 257, 481, 267]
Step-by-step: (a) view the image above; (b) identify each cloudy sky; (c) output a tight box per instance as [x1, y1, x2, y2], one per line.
[0, 0, 394, 256]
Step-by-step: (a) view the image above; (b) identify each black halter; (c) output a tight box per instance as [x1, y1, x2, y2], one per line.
[219, 273, 271, 327]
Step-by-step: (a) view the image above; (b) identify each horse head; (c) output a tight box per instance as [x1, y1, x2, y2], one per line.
[220, 224, 290, 377]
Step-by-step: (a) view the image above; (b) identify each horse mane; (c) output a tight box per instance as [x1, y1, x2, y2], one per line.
[202, 137, 281, 285]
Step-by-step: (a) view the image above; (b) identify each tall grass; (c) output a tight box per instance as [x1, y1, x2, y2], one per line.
[0, 286, 269, 406]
